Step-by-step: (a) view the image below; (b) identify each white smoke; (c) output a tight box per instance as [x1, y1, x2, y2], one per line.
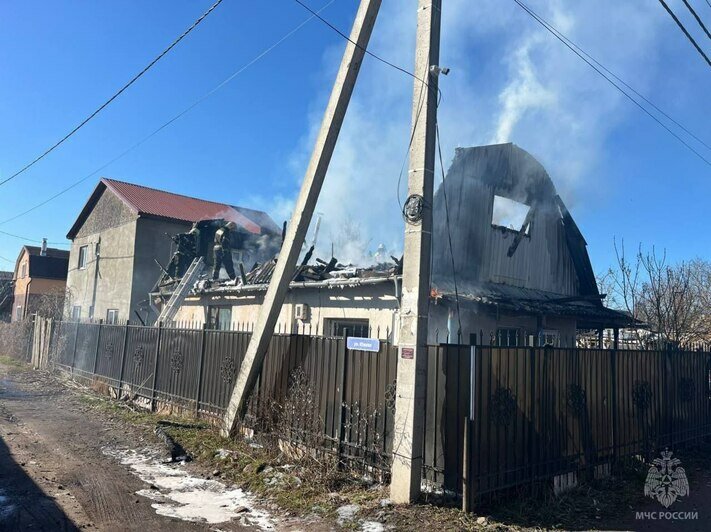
[249, 0, 665, 265]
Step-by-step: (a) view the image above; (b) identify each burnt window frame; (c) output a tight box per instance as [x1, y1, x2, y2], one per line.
[491, 195, 532, 236]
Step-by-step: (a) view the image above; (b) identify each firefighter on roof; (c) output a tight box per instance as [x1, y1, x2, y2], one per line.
[212, 221, 238, 280]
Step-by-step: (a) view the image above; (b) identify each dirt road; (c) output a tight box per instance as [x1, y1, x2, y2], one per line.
[0, 361, 265, 531]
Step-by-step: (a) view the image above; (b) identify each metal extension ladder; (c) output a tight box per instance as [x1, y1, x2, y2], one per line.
[156, 257, 205, 325]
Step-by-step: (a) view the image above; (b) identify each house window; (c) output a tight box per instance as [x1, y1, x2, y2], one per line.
[78, 245, 88, 270]
[71, 306, 81, 321]
[20, 262, 27, 278]
[106, 309, 119, 325]
[496, 328, 521, 347]
[492, 195, 531, 234]
[15, 306, 23, 321]
[326, 318, 370, 338]
[539, 329, 560, 347]
[207, 306, 232, 330]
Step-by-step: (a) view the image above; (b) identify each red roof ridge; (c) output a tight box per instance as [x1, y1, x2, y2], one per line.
[101, 177, 238, 212]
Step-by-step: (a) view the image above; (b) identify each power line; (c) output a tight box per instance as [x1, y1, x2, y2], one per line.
[681, 0, 711, 39]
[0, 0, 225, 188]
[436, 120, 462, 340]
[658, 0, 711, 67]
[515, 2, 710, 153]
[513, 0, 711, 166]
[0, 229, 68, 246]
[0, 255, 15, 264]
[0, 1, 336, 228]
[292, 0, 439, 96]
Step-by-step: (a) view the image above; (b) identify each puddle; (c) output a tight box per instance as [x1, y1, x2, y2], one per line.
[104, 448, 274, 528]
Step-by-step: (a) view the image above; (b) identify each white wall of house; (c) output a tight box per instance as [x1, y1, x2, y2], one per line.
[174, 281, 401, 339]
[173, 280, 578, 346]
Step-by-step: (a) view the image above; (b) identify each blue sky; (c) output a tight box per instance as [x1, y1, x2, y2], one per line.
[0, 0, 709, 275]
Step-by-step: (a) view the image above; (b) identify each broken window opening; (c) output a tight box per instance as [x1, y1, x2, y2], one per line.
[492, 195, 531, 235]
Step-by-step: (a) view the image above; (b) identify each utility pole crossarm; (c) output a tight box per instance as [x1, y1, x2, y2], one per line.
[221, 0, 383, 438]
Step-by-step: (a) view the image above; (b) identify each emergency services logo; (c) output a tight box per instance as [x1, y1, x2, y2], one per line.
[644, 450, 689, 508]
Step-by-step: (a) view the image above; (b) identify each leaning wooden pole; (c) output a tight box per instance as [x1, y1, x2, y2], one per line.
[390, 0, 441, 504]
[221, 0, 382, 437]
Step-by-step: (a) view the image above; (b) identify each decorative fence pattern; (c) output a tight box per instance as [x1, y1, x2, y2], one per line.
[419, 344, 711, 506]
[37, 318, 711, 505]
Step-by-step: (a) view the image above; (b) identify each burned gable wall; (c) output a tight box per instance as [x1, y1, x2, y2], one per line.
[432, 143, 585, 297]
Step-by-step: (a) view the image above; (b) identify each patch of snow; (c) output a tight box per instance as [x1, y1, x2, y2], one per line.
[361, 520, 385, 532]
[336, 503, 360, 524]
[104, 447, 274, 529]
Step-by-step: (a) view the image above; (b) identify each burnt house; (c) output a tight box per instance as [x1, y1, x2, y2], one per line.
[169, 144, 628, 345]
[65, 178, 279, 325]
[430, 143, 629, 345]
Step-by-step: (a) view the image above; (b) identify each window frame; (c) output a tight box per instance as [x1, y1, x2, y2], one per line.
[71, 305, 81, 321]
[207, 306, 232, 331]
[106, 309, 119, 325]
[325, 318, 370, 338]
[78, 245, 88, 270]
[491, 195, 532, 235]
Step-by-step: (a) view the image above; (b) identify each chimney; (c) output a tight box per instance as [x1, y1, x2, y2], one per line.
[40, 238, 47, 256]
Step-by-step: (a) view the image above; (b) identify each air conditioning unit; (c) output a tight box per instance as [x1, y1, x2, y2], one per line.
[294, 303, 310, 321]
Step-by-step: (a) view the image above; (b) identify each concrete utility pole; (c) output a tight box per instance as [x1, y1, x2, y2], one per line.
[390, 0, 441, 504]
[222, 0, 382, 438]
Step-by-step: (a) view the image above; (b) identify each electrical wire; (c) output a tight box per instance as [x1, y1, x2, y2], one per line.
[681, 0, 711, 39]
[436, 120, 463, 340]
[293, 0, 424, 85]
[0, 0, 336, 227]
[0, 255, 15, 263]
[657, 0, 711, 67]
[0, 229, 68, 246]
[0, 0, 225, 188]
[514, 0, 711, 166]
[514, 1, 710, 152]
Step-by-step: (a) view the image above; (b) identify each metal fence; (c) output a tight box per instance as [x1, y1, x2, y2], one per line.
[38, 318, 711, 504]
[47, 319, 398, 474]
[418, 343, 711, 506]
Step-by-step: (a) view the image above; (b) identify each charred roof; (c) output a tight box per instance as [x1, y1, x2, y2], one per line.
[432, 143, 599, 301]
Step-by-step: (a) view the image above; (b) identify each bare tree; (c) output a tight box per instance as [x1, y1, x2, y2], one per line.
[603, 239, 711, 346]
[32, 286, 74, 320]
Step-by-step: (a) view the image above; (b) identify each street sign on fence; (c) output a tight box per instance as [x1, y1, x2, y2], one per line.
[347, 336, 380, 352]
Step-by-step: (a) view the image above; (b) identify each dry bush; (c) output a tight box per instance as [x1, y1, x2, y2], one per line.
[0, 320, 33, 361]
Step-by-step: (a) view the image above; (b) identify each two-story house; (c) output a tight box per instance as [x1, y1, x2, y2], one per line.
[11, 241, 69, 322]
[65, 178, 279, 325]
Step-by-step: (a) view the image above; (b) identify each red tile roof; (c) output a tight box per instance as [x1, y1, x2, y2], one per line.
[67, 178, 279, 239]
[103, 178, 264, 233]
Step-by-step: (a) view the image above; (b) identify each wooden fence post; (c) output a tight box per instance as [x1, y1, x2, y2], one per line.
[92, 320, 103, 375]
[195, 323, 207, 417]
[150, 321, 163, 412]
[70, 321, 80, 375]
[117, 321, 130, 398]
